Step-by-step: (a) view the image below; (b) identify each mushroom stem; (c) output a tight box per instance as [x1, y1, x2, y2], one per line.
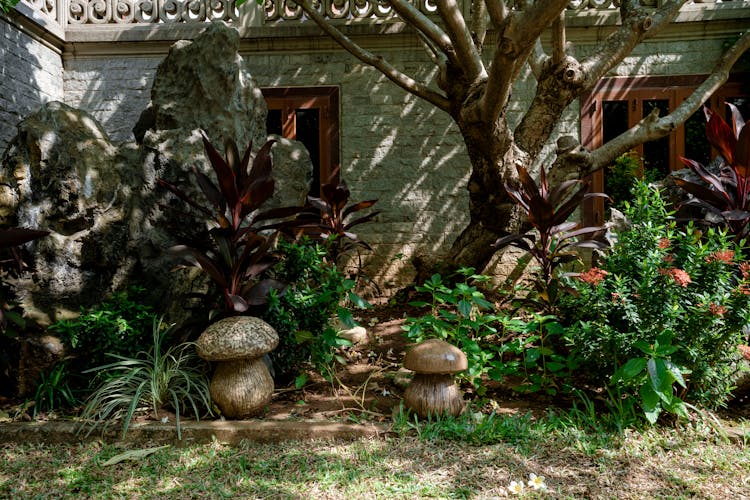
[210, 358, 274, 418]
[404, 373, 465, 418]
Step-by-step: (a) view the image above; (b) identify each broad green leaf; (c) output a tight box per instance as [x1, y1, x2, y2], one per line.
[617, 357, 647, 381]
[544, 321, 565, 335]
[457, 299, 472, 318]
[408, 301, 430, 308]
[546, 361, 565, 372]
[647, 358, 673, 402]
[294, 373, 309, 389]
[664, 359, 687, 389]
[348, 292, 371, 309]
[639, 383, 661, 424]
[337, 307, 355, 329]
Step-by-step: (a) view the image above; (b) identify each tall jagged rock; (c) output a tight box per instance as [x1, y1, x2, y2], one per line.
[0, 22, 312, 327]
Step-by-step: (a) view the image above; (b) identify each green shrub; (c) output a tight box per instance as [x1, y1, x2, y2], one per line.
[49, 286, 158, 385]
[78, 318, 212, 439]
[262, 239, 361, 382]
[402, 269, 574, 395]
[560, 182, 750, 420]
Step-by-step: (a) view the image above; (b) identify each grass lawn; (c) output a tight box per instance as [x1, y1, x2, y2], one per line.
[2, 411, 748, 499]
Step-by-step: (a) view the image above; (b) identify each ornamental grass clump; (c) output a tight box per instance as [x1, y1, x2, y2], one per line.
[78, 318, 213, 439]
[560, 181, 750, 420]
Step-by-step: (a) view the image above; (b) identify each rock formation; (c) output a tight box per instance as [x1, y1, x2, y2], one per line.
[0, 22, 312, 326]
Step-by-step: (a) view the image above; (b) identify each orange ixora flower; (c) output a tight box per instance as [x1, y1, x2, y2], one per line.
[705, 250, 735, 264]
[740, 262, 750, 279]
[663, 254, 675, 264]
[578, 267, 608, 286]
[659, 268, 692, 287]
[739, 344, 750, 361]
[708, 303, 728, 317]
[658, 238, 671, 249]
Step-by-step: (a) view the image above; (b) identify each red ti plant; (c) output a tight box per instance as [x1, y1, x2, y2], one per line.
[494, 165, 609, 310]
[673, 103, 750, 242]
[291, 169, 379, 264]
[158, 132, 301, 315]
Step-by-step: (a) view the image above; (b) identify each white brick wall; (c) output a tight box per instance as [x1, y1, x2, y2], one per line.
[0, 19, 63, 148]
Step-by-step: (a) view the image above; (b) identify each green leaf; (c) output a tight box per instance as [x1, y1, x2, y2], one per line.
[616, 358, 647, 381]
[457, 299, 472, 318]
[544, 321, 565, 336]
[664, 359, 687, 389]
[647, 358, 673, 402]
[639, 383, 661, 424]
[347, 292, 371, 309]
[546, 361, 565, 372]
[337, 307, 355, 329]
[294, 373, 309, 389]
[408, 301, 430, 308]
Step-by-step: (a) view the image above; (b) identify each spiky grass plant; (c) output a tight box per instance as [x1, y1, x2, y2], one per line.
[78, 318, 213, 440]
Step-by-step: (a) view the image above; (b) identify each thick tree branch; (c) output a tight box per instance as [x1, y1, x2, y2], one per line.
[529, 39, 547, 80]
[587, 30, 750, 173]
[470, 0, 489, 52]
[581, 0, 688, 86]
[389, 0, 456, 63]
[296, 0, 451, 112]
[436, 0, 487, 81]
[479, 0, 569, 123]
[551, 11, 566, 66]
[484, 0, 507, 27]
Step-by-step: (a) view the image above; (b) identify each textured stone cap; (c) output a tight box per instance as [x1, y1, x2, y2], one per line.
[196, 316, 279, 361]
[403, 338, 467, 374]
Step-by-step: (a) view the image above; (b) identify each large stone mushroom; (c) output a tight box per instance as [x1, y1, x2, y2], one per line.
[403, 338, 468, 418]
[195, 316, 278, 418]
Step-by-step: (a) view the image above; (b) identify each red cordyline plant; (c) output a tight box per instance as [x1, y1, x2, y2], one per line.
[674, 103, 750, 241]
[494, 164, 608, 310]
[291, 169, 379, 263]
[158, 132, 301, 315]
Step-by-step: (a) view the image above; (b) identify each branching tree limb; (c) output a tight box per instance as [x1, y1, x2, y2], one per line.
[389, 0, 456, 63]
[588, 29, 750, 173]
[295, 0, 451, 112]
[484, 0, 507, 27]
[479, 0, 570, 123]
[436, 0, 486, 81]
[581, 0, 687, 86]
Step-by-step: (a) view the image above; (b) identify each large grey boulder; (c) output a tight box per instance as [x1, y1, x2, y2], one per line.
[0, 102, 139, 323]
[0, 22, 313, 326]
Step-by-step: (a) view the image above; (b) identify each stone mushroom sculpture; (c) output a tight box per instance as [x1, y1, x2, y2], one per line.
[403, 338, 468, 418]
[195, 316, 278, 418]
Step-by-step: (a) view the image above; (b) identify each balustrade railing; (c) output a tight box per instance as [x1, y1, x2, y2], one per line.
[13, 0, 748, 31]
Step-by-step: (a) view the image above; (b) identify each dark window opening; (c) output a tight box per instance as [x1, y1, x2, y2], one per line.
[262, 87, 339, 198]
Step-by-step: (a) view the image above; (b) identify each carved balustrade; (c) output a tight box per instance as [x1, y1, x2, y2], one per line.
[12, 0, 749, 30]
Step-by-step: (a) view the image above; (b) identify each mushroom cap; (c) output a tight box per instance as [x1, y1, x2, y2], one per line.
[196, 316, 279, 361]
[403, 338, 467, 374]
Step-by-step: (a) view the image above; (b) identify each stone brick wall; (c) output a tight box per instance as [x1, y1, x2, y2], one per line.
[0, 18, 63, 149]
[63, 57, 161, 144]
[40, 32, 741, 291]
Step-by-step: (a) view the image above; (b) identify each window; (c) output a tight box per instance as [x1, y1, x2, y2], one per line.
[262, 86, 340, 197]
[581, 75, 749, 226]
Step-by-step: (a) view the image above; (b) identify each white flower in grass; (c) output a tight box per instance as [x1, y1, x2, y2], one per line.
[527, 472, 547, 491]
[508, 480, 524, 495]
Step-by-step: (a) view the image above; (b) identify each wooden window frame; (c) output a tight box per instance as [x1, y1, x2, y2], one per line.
[580, 74, 748, 226]
[261, 86, 340, 187]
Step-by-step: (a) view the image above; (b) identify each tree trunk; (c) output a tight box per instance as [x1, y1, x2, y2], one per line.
[414, 117, 528, 281]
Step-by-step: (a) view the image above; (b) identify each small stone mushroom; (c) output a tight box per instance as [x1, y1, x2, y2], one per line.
[403, 338, 468, 418]
[195, 316, 279, 418]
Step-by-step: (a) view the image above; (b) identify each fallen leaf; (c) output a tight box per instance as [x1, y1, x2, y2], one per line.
[101, 445, 170, 466]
